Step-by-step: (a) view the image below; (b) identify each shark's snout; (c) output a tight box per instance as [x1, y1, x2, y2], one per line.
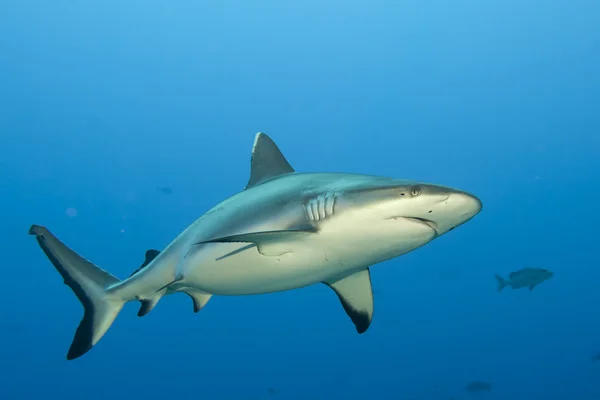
[383, 184, 482, 237]
[431, 190, 482, 234]
[451, 191, 483, 219]
[411, 185, 483, 236]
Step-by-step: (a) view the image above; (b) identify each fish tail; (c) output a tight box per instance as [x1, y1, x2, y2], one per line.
[28, 225, 126, 360]
[494, 274, 507, 292]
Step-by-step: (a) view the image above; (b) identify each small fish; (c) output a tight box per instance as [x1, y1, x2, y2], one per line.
[466, 381, 491, 393]
[592, 352, 600, 362]
[495, 267, 553, 292]
[157, 187, 173, 195]
[267, 387, 276, 395]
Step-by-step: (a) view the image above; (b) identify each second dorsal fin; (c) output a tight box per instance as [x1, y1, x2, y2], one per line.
[129, 249, 161, 277]
[245, 132, 295, 189]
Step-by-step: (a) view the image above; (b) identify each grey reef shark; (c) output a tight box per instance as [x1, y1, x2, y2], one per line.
[28, 132, 483, 360]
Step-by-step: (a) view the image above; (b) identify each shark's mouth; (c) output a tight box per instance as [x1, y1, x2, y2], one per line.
[389, 216, 439, 236]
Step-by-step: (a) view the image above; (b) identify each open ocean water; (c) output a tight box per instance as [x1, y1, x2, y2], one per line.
[1, 1, 599, 399]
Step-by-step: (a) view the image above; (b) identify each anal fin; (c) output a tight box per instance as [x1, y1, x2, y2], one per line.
[323, 268, 374, 334]
[137, 295, 161, 317]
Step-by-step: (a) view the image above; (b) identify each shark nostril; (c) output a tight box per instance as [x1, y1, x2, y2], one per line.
[428, 210, 432, 213]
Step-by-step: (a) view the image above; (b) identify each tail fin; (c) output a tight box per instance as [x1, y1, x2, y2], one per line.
[28, 225, 125, 360]
[494, 274, 507, 292]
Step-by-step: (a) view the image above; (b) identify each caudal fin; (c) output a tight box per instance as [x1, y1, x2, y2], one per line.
[28, 225, 125, 360]
[494, 274, 507, 292]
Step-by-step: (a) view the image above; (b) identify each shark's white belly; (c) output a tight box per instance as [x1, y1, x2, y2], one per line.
[179, 217, 436, 295]
[182, 241, 342, 295]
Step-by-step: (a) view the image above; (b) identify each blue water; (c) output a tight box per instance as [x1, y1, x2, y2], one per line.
[1, 1, 599, 399]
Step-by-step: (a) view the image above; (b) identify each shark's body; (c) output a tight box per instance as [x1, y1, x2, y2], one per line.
[29, 132, 482, 360]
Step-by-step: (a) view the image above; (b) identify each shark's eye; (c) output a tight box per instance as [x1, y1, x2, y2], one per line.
[410, 186, 421, 197]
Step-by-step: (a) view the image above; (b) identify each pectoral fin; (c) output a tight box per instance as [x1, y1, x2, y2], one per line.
[198, 226, 317, 245]
[323, 268, 374, 334]
[196, 226, 317, 257]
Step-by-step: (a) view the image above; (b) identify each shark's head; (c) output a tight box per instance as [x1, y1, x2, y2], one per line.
[341, 179, 482, 236]
[387, 182, 483, 236]
[331, 178, 482, 260]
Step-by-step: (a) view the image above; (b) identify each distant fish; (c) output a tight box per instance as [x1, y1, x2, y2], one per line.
[268, 387, 276, 395]
[495, 267, 553, 292]
[592, 352, 600, 362]
[157, 187, 173, 195]
[466, 381, 491, 393]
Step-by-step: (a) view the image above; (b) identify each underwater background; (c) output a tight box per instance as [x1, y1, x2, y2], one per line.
[1, 1, 599, 399]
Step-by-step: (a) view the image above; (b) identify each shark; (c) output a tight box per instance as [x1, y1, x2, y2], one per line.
[28, 132, 482, 360]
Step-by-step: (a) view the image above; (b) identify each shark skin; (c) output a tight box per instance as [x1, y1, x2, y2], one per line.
[28, 132, 482, 360]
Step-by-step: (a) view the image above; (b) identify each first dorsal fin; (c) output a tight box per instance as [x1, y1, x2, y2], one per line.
[129, 249, 161, 278]
[245, 132, 295, 189]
